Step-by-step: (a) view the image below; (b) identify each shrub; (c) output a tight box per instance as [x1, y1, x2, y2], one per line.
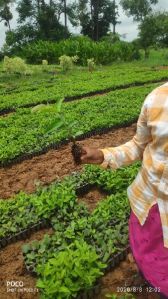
[3, 56, 29, 75]
[22, 36, 140, 65]
[42, 59, 48, 72]
[87, 58, 95, 72]
[42, 59, 48, 65]
[59, 55, 78, 72]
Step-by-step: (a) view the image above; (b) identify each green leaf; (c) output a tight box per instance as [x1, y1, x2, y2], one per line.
[22, 244, 30, 254]
[45, 119, 64, 134]
[56, 98, 64, 113]
[73, 131, 83, 138]
[31, 104, 48, 113]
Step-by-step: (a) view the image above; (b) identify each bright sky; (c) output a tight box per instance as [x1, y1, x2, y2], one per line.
[0, 0, 167, 49]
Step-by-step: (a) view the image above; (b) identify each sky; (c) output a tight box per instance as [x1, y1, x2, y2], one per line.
[0, 0, 167, 49]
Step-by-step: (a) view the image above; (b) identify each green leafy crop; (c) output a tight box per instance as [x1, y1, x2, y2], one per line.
[36, 240, 105, 299]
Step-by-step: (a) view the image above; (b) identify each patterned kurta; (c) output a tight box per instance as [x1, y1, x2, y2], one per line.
[100, 82, 168, 248]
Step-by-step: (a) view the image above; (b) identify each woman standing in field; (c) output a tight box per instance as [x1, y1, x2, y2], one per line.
[80, 82, 168, 299]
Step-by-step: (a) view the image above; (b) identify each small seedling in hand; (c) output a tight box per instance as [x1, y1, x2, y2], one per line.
[31, 99, 83, 165]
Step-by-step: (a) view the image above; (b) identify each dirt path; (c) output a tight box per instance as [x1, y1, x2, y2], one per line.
[0, 123, 136, 199]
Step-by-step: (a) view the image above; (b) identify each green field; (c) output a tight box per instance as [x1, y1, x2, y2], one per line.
[0, 56, 168, 298]
[0, 57, 168, 165]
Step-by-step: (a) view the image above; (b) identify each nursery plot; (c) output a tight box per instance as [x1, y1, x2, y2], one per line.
[0, 161, 138, 243]
[0, 123, 136, 199]
[0, 64, 168, 112]
[0, 227, 146, 299]
[0, 161, 140, 298]
[0, 62, 166, 299]
[0, 83, 158, 165]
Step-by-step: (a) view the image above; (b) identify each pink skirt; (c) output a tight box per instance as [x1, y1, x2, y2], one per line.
[129, 203, 168, 297]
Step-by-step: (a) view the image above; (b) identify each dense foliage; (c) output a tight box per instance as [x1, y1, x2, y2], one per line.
[36, 240, 105, 299]
[21, 37, 140, 64]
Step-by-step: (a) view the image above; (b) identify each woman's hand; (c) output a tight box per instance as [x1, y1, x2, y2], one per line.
[80, 146, 104, 164]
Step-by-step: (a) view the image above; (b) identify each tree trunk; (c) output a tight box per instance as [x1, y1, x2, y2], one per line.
[64, 0, 67, 37]
[113, 24, 116, 34]
[144, 48, 149, 59]
[7, 20, 11, 31]
[90, 0, 94, 40]
[113, 0, 116, 34]
[95, 0, 99, 41]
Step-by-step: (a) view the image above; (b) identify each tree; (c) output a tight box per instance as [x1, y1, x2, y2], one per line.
[138, 12, 168, 58]
[111, 0, 120, 35]
[0, 0, 13, 30]
[62, 0, 67, 32]
[14, 0, 72, 42]
[71, 0, 120, 41]
[120, 0, 158, 21]
[5, 24, 38, 50]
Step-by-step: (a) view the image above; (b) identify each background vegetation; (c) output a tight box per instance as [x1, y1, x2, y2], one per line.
[0, 0, 167, 64]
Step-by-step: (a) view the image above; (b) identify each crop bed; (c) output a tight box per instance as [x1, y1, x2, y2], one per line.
[0, 162, 160, 299]
[0, 64, 168, 112]
[0, 163, 139, 298]
[0, 83, 160, 166]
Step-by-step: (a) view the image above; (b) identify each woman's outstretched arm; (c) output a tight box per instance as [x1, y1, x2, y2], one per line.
[81, 97, 152, 169]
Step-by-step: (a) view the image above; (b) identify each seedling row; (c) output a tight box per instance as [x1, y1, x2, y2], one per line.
[0, 163, 139, 244]
[0, 65, 167, 112]
[0, 84, 158, 165]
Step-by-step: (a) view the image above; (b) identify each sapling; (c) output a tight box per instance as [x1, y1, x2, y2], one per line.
[42, 59, 48, 72]
[31, 99, 83, 164]
[59, 55, 79, 72]
[87, 58, 95, 72]
[3, 56, 29, 75]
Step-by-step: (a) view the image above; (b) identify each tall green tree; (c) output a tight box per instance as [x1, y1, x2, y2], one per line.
[15, 0, 72, 40]
[0, 0, 13, 30]
[139, 12, 168, 57]
[120, 0, 158, 21]
[71, 0, 120, 40]
[5, 0, 76, 50]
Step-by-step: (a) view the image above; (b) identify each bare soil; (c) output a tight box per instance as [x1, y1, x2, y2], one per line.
[156, 66, 168, 70]
[78, 187, 107, 212]
[0, 123, 136, 199]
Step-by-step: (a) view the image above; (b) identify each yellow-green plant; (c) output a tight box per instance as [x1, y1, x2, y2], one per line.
[87, 58, 95, 72]
[59, 55, 78, 72]
[3, 56, 29, 75]
[42, 59, 49, 72]
[42, 59, 48, 65]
